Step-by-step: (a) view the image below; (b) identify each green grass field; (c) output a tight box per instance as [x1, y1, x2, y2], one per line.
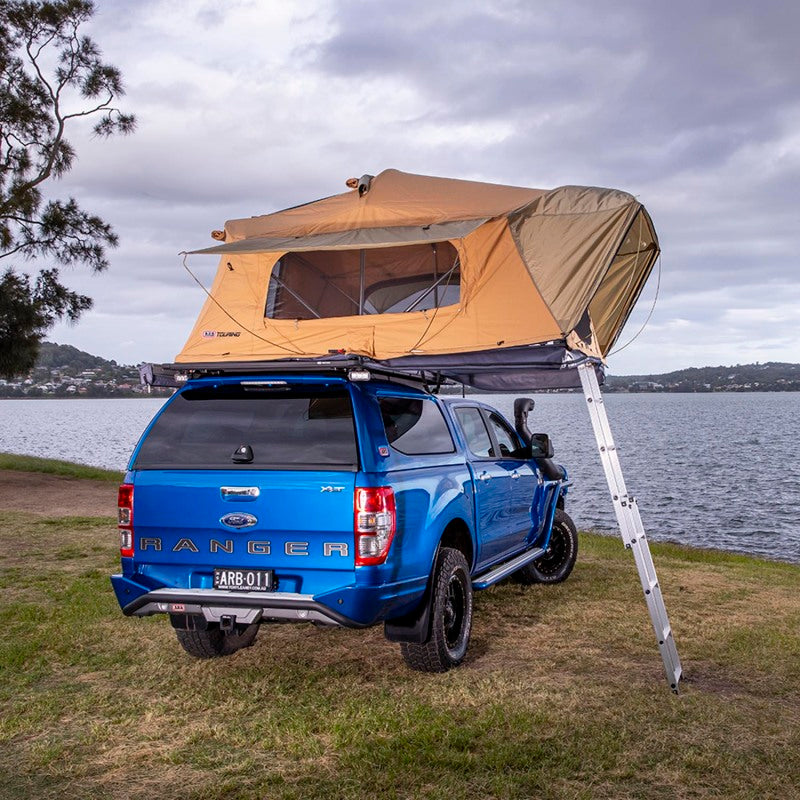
[1, 468, 798, 799]
[0, 452, 123, 482]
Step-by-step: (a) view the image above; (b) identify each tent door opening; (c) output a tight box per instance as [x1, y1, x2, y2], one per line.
[264, 241, 461, 321]
[578, 361, 683, 693]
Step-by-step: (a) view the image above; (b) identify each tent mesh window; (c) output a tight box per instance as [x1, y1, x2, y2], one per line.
[264, 242, 460, 320]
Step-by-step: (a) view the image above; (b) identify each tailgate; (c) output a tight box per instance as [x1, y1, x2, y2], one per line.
[130, 469, 356, 596]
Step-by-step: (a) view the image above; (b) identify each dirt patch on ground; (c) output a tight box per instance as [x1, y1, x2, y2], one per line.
[0, 470, 116, 517]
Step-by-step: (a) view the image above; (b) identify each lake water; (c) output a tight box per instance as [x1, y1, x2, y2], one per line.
[1, 393, 799, 564]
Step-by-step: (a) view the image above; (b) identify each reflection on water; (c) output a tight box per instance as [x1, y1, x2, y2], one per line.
[1, 392, 799, 563]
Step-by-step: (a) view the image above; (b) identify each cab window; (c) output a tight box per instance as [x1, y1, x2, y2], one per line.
[486, 412, 523, 458]
[454, 407, 494, 458]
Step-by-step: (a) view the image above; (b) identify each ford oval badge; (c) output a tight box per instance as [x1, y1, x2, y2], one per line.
[220, 512, 258, 529]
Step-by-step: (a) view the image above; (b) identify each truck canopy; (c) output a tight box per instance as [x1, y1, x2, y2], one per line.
[177, 169, 659, 390]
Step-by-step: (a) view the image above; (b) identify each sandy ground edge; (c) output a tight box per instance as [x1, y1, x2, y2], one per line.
[0, 470, 117, 517]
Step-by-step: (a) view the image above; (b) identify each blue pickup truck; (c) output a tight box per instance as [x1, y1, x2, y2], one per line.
[111, 368, 577, 671]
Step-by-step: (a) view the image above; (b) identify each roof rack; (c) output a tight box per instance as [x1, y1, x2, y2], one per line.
[139, 358, 448, 392]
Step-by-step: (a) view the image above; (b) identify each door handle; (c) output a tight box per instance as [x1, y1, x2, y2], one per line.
[220, 486, 260, 500]
[511, 471, 521, 480]
[478, 471, 492, 481]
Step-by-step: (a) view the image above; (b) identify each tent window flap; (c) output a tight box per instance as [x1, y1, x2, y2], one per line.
[264, 241, 461, 320]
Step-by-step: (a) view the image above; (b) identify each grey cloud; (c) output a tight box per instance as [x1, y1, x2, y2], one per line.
[314, 0, 798, 183]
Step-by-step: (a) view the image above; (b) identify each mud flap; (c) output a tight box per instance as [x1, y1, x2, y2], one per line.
[383, 574, 434, 644]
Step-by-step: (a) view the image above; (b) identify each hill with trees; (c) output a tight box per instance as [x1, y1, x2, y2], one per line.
[0, 342, 168, 398]
[605, 362, 800, 392]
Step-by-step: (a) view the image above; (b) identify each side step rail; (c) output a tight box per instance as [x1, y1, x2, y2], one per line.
[472, 547, 546, 590]
[578, 362, 682, 693]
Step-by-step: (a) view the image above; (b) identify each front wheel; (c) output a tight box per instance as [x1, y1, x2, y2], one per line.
[516, 508, 578, 585]
[175, 622, 259, 659]
[400, 547, 473, 672]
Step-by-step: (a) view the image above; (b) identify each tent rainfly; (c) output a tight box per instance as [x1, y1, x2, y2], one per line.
[171, 169, 682, 692]
[177, 169, 660, 390]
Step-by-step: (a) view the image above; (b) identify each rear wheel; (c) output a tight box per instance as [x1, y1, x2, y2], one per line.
[516, 508, 578, 585]
[175, 622, 259, 659]
[400, 547, 473, 672]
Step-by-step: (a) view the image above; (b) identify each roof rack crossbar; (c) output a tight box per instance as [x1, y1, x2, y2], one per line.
[139, 359, 441, 390]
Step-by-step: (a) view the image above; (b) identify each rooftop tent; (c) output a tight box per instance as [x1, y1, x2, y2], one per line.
[177, 169, 659, 390]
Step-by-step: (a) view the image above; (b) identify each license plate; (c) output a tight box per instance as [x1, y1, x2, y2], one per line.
[213, 568, 274, 592]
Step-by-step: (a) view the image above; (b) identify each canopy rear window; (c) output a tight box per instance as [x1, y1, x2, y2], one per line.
[378, 396, 455, 455]
[265, 241, 460, 320]
[133, 385, 358, 470]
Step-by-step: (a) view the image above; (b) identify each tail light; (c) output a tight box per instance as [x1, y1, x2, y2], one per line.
[354, 487, 396, 566]
[118, 484, 134, 558]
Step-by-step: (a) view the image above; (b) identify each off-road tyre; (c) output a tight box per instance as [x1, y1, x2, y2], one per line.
[175, 623, 259, 659]
[516, 509, 578, 585]
[400, 547, 473, 672]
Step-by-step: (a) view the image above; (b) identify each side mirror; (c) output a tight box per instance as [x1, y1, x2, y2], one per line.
[530, 433, 554, 459]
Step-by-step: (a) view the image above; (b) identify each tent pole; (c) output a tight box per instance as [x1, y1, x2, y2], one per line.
[577, 361, 682, 693]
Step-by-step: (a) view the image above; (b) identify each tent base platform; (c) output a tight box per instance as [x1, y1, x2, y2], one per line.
[141, 343, 604, 392]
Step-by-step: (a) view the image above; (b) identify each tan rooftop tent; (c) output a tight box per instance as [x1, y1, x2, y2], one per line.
[177, 169, 659, 390]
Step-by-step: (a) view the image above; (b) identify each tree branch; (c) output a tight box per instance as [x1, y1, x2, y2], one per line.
[25, 36, 57, 106]
[30, 30, 57, 64]
[62, 95, 114, 120]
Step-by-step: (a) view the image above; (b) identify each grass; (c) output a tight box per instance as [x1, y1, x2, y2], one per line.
[0, 452, 123, 483]
[1, 504, 799, 798]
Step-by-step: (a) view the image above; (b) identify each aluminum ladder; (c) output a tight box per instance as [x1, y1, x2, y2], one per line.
[578, 361, 682, 692]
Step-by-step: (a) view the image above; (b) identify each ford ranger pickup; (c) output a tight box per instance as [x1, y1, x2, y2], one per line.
[111, 368, 577, 671]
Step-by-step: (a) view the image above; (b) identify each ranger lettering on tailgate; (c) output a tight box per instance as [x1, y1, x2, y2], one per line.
[138, 537, 350, 556]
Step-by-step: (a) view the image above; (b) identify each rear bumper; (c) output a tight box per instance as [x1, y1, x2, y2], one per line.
[119, 584, 371, 628]
[112, 565, 428, 628]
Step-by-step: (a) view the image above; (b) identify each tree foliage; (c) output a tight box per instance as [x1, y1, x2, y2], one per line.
[0, 266, 90, 378]
[0, 0, 135, 377]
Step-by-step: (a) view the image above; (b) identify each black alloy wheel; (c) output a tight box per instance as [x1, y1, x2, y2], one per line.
[515, 508, 578, 585]
[444, 571, 467, 650]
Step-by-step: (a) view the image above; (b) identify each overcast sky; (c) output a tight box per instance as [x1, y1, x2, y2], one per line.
[33, 0, 800, 375]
